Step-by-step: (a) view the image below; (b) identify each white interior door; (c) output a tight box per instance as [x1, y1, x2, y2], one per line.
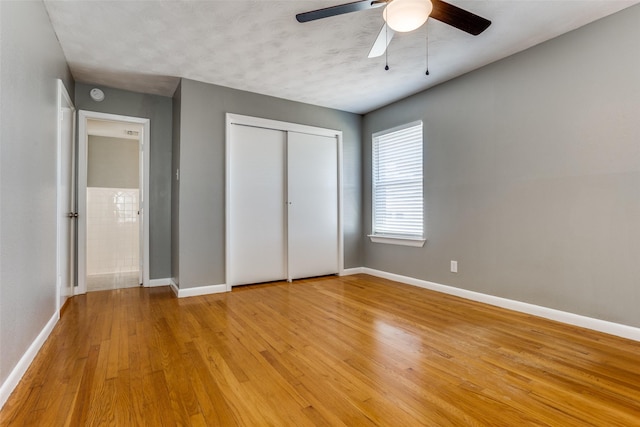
[287, 132, 339, 280]
[57, 80, 75, 312]
[228, 124, 287, 286]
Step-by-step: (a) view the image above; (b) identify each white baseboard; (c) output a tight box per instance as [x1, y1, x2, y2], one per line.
[169, 279, 228, 298]
[0, 311, 59, 410]
[148, 278, 171, 287]
[169, 279, 179, 297]
[361, 267, 640, 342]
[340, 267, 364, 276]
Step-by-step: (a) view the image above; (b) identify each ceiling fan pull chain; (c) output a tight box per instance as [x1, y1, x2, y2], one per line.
[425, 25, 430, 76]
[385, 20, 390, 71]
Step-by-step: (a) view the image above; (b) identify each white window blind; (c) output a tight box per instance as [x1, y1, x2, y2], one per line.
[372, 121, 423, 239]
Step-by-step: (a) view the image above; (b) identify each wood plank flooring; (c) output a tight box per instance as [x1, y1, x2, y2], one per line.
[1, 274, 639, 426]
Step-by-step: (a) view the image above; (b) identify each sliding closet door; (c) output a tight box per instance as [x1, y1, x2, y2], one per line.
[287, 132, 339, 280]
[228, 125, 287, 286]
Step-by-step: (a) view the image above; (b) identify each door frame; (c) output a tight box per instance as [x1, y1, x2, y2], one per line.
[56, 79, 76, 314]
[76, 110, 151, 294]
[225, 113, 344, 291]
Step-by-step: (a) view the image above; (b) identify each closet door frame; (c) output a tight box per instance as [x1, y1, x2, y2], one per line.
[225, 113, 344, 291]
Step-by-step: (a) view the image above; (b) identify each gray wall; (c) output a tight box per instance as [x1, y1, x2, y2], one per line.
[175, 79, 362, 289]
[363, 5, 640, 327]
[0, 1, 74, 388]
[75, 83, 173, 279]
[88, 136, 139, 188]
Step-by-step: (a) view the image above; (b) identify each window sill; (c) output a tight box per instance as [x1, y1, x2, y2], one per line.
[368, 235, 426, 247]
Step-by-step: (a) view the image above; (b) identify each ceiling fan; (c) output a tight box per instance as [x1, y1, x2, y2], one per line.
[296, 0, 491, 58]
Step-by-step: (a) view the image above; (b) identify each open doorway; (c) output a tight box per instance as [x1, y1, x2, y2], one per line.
[86, 119, 141, 290]
[77, 111, 150, 294]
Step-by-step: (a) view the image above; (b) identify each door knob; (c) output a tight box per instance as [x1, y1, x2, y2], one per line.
[67, 212, 78, 218]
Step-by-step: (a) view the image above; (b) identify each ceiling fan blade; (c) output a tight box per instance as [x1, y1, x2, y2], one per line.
[296, 0, 386, 23]
[368, 23, 395, 58]
[430, 0, 491, 36]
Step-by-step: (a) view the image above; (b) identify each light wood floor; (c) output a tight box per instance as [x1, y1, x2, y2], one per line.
[86, 271, 140, 292]
[1, 274, 639, 426]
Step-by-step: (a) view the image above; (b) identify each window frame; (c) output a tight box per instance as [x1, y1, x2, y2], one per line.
[369, 120, 426, 247]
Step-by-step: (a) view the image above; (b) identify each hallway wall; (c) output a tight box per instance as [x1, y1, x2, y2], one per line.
[0, 0, 74, 396]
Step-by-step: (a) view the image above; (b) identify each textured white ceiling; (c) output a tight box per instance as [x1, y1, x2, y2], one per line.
[44, 0, 639, 114]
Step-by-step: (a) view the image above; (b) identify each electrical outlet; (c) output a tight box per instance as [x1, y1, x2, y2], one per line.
[450, 260, 458, 273]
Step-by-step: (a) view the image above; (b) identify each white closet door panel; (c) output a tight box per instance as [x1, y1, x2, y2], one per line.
[287, 132, 339, 279]
[229, 125, 287, 286]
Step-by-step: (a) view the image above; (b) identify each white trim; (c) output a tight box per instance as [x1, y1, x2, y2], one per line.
[339, 267, 365, 276]
[0, 311, 58, 410]
[368, 235, 426, 247]
[225, 113, 344, 290]
[170, 279, 180, 297]
[76, 110, 150, 294]
[361, 268, 640, 342]
[336, 133, 345, 277]
[172, 283, 227, 298]
[224, 116, 232, 291]
[148, 278, 171, 287]
[371, 120, 423, 140]
[227, 113, 342, 138]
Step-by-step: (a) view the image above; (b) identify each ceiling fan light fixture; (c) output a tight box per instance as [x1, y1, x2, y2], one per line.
[383, 0, 433, 33]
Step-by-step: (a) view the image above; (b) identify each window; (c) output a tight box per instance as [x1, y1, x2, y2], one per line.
[370, 121, 425, 247]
